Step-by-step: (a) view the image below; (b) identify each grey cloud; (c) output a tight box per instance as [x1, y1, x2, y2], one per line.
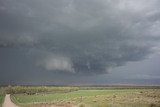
[0, 0, 160, 74]
[36, 54, 75, 73]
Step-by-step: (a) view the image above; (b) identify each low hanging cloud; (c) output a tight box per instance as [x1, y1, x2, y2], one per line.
[0, 0, 160, 74]
[37, 54, 75, 73]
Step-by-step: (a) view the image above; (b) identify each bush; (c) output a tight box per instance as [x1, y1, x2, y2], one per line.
[79, 104, 85, 107]
[4, 86, 79, 95]
[149, 103, 157, 107]
[5, 86, 14, 94]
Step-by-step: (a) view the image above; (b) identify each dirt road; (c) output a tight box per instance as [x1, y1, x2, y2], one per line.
[2, 94, 19, 107]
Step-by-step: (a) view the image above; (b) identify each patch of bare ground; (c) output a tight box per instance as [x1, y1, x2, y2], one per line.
[2, 94, 19, 107]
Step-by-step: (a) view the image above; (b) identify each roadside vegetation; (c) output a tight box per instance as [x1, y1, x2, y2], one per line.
[0, 95, 3, 107]
[5, 86, 79, 95]
[0, 87, 5, 107]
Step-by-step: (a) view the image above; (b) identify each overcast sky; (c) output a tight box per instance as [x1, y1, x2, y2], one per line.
[0, 0, 160, 85]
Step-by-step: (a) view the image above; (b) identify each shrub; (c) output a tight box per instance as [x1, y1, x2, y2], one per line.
[79, 103, 85, 107]
[149, 103, 157, 107]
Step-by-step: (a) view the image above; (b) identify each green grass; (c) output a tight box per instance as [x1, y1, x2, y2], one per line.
[11, 89, 160, 107]
[0, 95, 4, 107]
[0, 87, 5, 107]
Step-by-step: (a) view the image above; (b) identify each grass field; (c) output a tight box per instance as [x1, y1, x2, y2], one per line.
[10, 87, 160, 107]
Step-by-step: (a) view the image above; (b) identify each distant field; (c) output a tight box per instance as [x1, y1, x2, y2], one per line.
[10, 87, 160, 107]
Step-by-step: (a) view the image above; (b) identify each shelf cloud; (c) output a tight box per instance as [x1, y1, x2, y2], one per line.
[0, 0, 160, 76]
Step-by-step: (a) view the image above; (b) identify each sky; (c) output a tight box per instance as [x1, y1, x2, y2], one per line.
[0, 0, 160, 85]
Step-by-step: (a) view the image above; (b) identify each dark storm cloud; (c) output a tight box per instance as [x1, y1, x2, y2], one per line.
[0, 0, 160, 74]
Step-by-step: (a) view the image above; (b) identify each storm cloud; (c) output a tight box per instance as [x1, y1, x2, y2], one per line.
[0, 0, 160, 75]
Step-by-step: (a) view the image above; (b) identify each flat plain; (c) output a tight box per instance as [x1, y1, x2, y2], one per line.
[1, 86, 160, 107]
